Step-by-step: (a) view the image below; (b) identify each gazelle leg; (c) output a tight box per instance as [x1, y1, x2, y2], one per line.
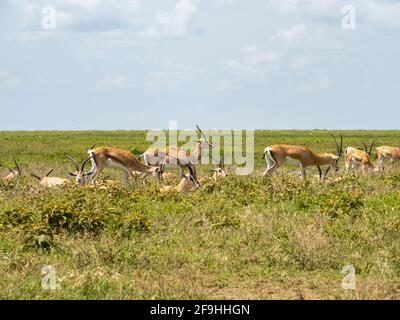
[123, 169, 130, 185]
[377, 156, 385, 171]
[345, 161, 351, 173]
[299, 165, 306, 179]
[88, 168, 102, 185]
[263, 152, 277, 177]
[187, 163, 200, 187]
[158, 163, 166, 184]
[363, 165, 367, 175]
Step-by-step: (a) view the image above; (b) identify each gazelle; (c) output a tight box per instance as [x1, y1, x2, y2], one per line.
[31, 169, 71, 188]
[132, 170, 177, 183]
[160, 174, 198, 194]
[160, 165, 199, 193]
[201, 156, 228, 184]
[142, 125, 214, 179]
[159, 156, 227, 193]
[211, 159, 228, 183]
[262, 135, 343, 179]
[376, 146, 400, 171]
[90, 176, 123, 189]
[345, 143, 377, 173]
[68, 146, 161, 185]
[1, 158, 22, 180]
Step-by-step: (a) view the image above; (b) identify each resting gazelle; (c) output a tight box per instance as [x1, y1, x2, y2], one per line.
[262, 135, 343, 179]
[1, 158, 22, 180]
[160, 157, 228, 193]
[31, 169, 71, 188]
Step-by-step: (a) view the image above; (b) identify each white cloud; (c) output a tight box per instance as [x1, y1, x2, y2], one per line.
[224, 59, 256, 75]
[269, 0, 338, 15]
[271, 24, 306, 44]
[139, 0, 199, 39]
[146, 63, 201, 89]
[241, 46, 281, 64]
[270, 0, 400, 28]
[14, 30, 55, 42]
[100, 74, 136, 88]
[10, 0, 143, 32]
[363, 1, 400, 28]
[0, 70, 22, 88]
[225, 46, 280, 75]
[207, 0, 237, 8]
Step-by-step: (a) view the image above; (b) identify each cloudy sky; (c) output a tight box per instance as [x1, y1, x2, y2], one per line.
[0, 0, 399, 130]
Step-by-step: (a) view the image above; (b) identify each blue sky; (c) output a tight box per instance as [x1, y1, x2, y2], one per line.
[0, 0, 399, 130]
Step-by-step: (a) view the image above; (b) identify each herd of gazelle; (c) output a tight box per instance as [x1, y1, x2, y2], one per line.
[263, 137, 400, 177]
[2, 129, 400, 191]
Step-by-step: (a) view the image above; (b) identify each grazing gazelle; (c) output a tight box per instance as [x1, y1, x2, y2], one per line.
[345, 142, 377, 174]
[68, 146, 161, 185]
[262, 135, 343, 179]
[31, 169, 71, 188]
[376, 146, 400, 171]
[1, 158, 22, 180]
[142, 125, 215, 178]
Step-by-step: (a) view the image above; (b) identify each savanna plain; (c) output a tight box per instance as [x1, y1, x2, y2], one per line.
[0, 130, 399, 299]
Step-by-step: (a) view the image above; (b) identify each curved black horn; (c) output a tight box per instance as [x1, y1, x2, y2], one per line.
[196, 124, 207, 141]
[361, 141, 368, 153]
[13, 158, 21, 173]
[369, 140, 376, 156]
[89, 144, 96, 150]
[46, 169, 54, 177]
[331, 134, 343, 157]
[66, 155, 79, 171]
[81, 155, 94, 173]
[31, 173, 42, 181]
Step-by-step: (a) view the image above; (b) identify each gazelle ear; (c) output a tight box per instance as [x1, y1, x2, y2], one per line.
[69, 172, 77, 177]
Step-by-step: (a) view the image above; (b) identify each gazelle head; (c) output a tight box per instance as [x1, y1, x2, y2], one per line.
[320, 135, 343, 176]
[177, 171, 200, 193]
[196, 125, 215, 149]
[66, 155, 94, 184]
[212, 156, 228, 182]
[31, 169, 54, 181]
[2, 158, 22, 179]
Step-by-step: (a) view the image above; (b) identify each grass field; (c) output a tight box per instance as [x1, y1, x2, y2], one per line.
[0, 130, 399, 300]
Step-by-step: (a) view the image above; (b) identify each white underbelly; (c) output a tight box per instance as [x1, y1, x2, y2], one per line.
[285, 157, 301, 167]
[106, 158, 127, 170]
